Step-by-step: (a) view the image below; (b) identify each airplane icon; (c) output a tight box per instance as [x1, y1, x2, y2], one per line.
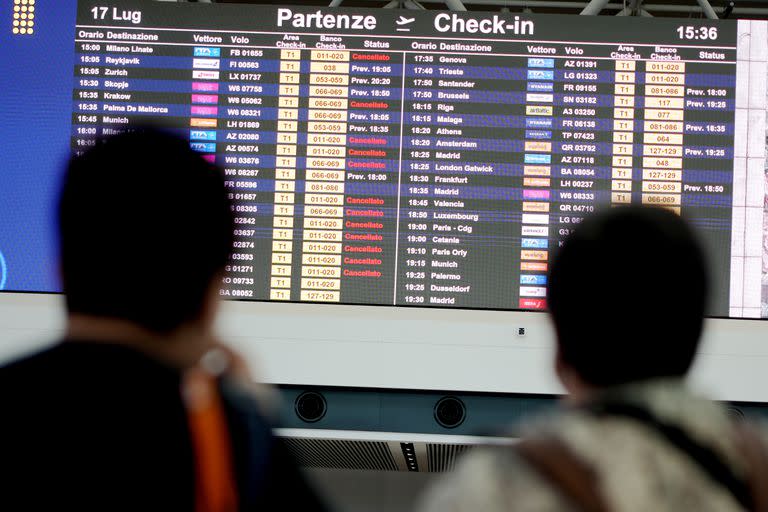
[396, 16, 415, 31]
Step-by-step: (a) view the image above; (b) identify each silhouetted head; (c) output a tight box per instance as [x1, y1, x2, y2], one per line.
[547, 206, 708, 388]
[59, 127, 233, 333]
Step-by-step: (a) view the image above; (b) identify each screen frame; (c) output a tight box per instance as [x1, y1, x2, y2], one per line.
[2, 291, 768, 403]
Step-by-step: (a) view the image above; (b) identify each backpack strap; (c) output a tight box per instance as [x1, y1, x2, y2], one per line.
[515, 437, 612, 512]
[516, 413, 768, 512]
[591, 402, 757, 510]
[181, 368, 239, 512]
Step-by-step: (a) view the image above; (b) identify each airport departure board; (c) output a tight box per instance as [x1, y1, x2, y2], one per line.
[70, 1, 745, 314]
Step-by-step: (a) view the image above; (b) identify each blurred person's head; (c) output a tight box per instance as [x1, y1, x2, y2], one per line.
[59, 127, 233, 360]
[547, 206, 708, 396]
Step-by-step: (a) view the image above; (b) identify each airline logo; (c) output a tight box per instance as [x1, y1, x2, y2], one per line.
[521, 250, 548, 261]
[522, 201, 550, 213]
[527, 82, 553, 92]
[528, 57, 554, 68]
[191, 118, 218, 128]
[520, 286, 547, 297]
[527, 69, 554, 80]
[191, 94, 219, 104]
[521, 213, 549, 225]
[519, 298, 546, 310]
[526, 105, 553, 116]
[202, 154, 216, 163]
[522, 226, 549, 237]
[523, 177, 551, 187]
[190, 130, 217, 141]
[524, 154, 551, 164]
[525, 130, 551, 140]
[523, 189, 550, 200]
[192, 82, 220, 92]
[522, 238, 548, 249]
[523, 165, 550, 176]
[192, 70, 220, 80]
[526, 93, 553, 103]
[520, 274, 547, 285]
[191, 105, 218, 116]
[194, 47, 221, 57]
[193, 58, 220, 70]
[521, 261, 548, 272]
[525, 117, 553, 128]
[191, 142, 216, 153]
[524, 141, 551, 152]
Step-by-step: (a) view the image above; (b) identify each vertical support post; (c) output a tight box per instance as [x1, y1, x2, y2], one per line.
[445, 0, 468, 11]
[580, 0, 610, 15]
[696, 0, 719, 19]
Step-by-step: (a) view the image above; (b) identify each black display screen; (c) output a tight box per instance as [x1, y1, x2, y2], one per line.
[70, 2, 741, 314]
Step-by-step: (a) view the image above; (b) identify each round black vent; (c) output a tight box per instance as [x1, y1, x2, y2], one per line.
[434, 396, 466, 429]
[295, 391, 327, 423]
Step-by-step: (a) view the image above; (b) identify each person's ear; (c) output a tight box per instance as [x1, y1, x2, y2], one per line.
[554, 349, 569, 390]
[555, 349, 589, 402]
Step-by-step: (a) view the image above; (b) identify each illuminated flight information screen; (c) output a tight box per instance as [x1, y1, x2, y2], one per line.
[67, 1, 765, 316]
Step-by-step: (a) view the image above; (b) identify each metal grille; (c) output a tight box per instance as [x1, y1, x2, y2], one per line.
[427, 443, 473, 472]
[283, 438, 399, 471]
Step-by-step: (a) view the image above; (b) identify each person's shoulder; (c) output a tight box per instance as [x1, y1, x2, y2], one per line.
[418, 444, 574, 512]
[0, 344, 76, 445]
[0, 343, 68, 383]
[417, 406, 587, 512]
[0, 341, 183, 412]
[0, 341, 127, 380]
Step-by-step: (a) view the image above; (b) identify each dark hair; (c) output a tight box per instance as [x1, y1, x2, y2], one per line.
[59, 128, 233, 332]
[547, 206, 708, 387]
